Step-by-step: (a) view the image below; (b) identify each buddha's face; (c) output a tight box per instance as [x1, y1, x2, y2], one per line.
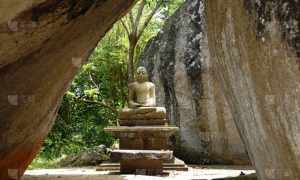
[136, 66, 148, 83]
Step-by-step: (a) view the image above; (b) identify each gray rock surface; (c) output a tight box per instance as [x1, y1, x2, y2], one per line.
[0, 0, 135, 178]
[140, 0, 249, 165]
[206, 0, 300, 179]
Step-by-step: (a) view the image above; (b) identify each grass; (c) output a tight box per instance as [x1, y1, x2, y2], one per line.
[28, 157, 61, 170]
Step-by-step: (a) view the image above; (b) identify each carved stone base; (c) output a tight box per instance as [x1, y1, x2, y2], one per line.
[105, 126, 178, 150]
[119, 119, 167, 126]
[118, 107, 166, 120]
[96, 157, 189, 172]
[121, 159, 163, 175]
[111, 150, 173, 175]
[119, 136, 169, 150]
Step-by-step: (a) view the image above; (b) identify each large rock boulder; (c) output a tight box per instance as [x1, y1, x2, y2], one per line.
[206, 0, 300, 179]
[0, 0, 135, 179]
[140, 0, 249, 165]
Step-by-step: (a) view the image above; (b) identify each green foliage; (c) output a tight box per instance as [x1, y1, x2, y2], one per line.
[33, 0, 184, 164]
[28, 156, 60, 169]
[39, 30, 128, 159]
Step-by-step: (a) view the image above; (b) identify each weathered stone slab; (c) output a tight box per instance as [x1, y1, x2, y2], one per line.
[111, 150, 173, 161]
[119, 119, 167, 126]
[96, 157, 188, 171]
[105, 126, 178, 139]
[105, 126, 178, 150]
[121, 159, 163, 175]
[119, 136, 169, 150]
[105, 126, 178, 133]
[111, 150, 173, 175]
[119, 107, 166, 120]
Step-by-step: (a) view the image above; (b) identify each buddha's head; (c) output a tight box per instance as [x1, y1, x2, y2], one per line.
[136, 66, 148, 83]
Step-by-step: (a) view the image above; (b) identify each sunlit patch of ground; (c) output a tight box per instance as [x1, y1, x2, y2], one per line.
[24, 166, 255, 180]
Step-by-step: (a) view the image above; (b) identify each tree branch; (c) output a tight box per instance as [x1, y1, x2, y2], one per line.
[129, 11, 135, 30]
[137, 0, 163, 39]
[120, 19, 130, 36]
[89, 72, 100, 91]
[73, 96, 118, 114]
[133, 0, 146, 34]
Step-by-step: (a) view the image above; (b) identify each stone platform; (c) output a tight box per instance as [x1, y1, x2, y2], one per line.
[104, 126, 179, 150]
[103, 106, 183, 175]
[119, 119, 167, 126]
[110, 150, 173, 175]
[96, 157, 188, 172]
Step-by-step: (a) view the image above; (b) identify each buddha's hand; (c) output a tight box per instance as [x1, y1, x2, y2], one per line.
[129, 101, 142, 108]
[135, 103, 143, 107]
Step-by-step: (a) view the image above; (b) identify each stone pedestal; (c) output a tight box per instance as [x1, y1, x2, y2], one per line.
[111, 150, 173, 175]
[119, 119, 167, 126]
[105, 126, 178, 150]
[118, 107, 167, 126]
[99, 106, 187, 174]
[121, 159, 163, 175]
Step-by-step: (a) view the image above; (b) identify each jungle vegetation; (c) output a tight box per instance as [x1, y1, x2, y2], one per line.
[31, 0, 184, 166]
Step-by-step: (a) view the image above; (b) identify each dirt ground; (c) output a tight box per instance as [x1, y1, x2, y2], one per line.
[23, 166, 255, 180]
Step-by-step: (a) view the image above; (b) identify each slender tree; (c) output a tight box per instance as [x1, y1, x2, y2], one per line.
[121, 0, 167, 82]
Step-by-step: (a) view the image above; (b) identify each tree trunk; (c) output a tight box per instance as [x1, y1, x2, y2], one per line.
[128, 36, 138, 82]
[128, 44, 136, 82]
[206, 0, 300, 179]
[0, 0, 135, 179]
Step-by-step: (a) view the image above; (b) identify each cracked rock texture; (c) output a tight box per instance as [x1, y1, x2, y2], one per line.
[140, 0, 249, 165]
[206, 0, 300, 179]
[0, 0, 135, 179]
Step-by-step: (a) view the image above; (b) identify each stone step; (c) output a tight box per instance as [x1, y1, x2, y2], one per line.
[105, 126, 179, 133]
[96, 166, 189, 171]
[110, 149, 174, 175]
[98, 162, 187, 168]
[119, 119, 167, 126]
[111, 149, 173, 161]
[96, 163, 188, 171]
[97, 157, 188, 172]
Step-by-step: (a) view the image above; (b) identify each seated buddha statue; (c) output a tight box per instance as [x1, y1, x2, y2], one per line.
[119, 66, 166, 121]
[128, 66, 156, 108]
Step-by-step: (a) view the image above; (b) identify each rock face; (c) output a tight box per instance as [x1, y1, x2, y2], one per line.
[140, 0, 249, 165]
[59, 145, 110, 167]
[206, 0, 300, 179]
[0, 0, 135, 179]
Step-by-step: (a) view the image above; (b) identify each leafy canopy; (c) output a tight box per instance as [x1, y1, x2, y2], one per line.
[34, 0, 184, 162]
